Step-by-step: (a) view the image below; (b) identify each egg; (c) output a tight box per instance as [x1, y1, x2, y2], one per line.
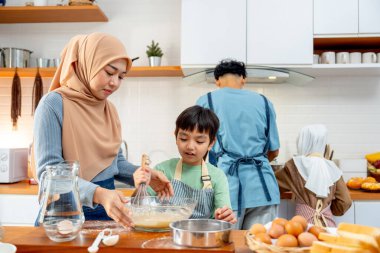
[297, 232, 318, 247]
[276, 234, 298, 247]
[308, 226, 326, 239]
[291, 215, 308, 231]
[285, 221, 304, 237]
[273, 217, 288, 227]
[254, 232, 272, 245]
[268, 223, 285, 239]
[249, 223, 266, 235]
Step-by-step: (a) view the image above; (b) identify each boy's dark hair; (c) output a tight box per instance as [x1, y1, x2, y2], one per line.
[214, 59, 247, 80]
[175, 105, 219, 142]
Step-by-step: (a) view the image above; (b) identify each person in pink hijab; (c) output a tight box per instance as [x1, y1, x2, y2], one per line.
[33, 33, 173, 226]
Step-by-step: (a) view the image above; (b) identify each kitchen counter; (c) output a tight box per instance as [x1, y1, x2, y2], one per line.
[0, 180, 135, 196]
[1, 180, 380, 200]
[1, 226, 250, 253]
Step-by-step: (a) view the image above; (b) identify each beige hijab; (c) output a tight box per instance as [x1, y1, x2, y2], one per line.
[49, 33, 132, 181]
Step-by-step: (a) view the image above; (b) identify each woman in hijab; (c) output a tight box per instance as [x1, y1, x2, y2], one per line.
[33, 33, 173, 226]
[275, 124, 352, 227]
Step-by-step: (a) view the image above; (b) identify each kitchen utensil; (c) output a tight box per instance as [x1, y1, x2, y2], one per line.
[336, 52, 349, 64]
[170, 219, 232, 248]
[88, 228, 111, 253]
[128, 196, 197, 232]
[313, 54, 320, 64]
[131, 57, 139, 62]
[11, 68, 21, 130]
[362, 52, 377, 63]
[329, 150, 334, 160]
[36, 58, 50, 68]
[102, 234, 119, 246]
[321, 52, 335, 64]
[32, 67, 43, 115]
[349, 52, 362, 63]
[49, 58, 60, 67]
[0, 48, 32, 68]
[131, 154, 151, 206]
[324, 144, 330, 159]
[39, 161, 84, 242]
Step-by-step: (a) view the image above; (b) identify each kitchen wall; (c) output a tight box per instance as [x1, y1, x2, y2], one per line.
[1, 0, 380, 166]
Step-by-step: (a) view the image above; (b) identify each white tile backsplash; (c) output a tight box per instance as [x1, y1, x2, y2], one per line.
[1, 0, 380, 167]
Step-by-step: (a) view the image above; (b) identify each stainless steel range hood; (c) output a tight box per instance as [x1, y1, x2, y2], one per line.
[183, 65, 315, 85]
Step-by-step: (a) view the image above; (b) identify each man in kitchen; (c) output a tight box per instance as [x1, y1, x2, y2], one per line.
[196, 59, 281, 229]
[33, 33, 173, 227]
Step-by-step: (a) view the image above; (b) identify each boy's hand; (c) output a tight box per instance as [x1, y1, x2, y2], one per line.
[215, 206, 237, 224]
[150, 170, 174, 198]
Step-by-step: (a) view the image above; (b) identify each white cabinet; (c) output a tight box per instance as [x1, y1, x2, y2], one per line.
[0, 194, 39, 226]
[359, 0, 380, 34]
[181, 0, 246, 65]
[354, 201, 380, 227]
[333, 204, 355, 224]
[247, 0, 313, 65]
[314, 0, 358, 35]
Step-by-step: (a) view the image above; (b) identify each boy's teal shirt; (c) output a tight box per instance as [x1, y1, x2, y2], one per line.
[148, 158, 232, 217]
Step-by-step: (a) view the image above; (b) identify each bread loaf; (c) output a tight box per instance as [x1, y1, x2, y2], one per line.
[337, 223, 380, 250]
[311, 241, 374, 253]
[319, 232, 379, 253]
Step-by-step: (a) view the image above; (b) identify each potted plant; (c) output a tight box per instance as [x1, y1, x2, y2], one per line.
[146, 40, 163, 67]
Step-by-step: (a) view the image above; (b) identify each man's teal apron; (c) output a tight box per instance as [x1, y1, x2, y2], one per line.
[207, 92, 272, 216]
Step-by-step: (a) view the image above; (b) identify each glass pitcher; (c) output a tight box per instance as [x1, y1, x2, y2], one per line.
[38, 161, 84, 242]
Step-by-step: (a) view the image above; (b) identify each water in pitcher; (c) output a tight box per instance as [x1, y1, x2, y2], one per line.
[38, 161, 84, 242]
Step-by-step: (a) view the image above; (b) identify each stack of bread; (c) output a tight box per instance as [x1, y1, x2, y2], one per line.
[311, 223, 380, 253]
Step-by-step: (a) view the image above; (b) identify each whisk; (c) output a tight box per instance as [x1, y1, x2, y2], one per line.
[132, 154, 151, 206]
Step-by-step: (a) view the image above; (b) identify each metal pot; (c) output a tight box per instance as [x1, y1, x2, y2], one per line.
[0, 47, 33, 68]
[170, 219, 232, 248]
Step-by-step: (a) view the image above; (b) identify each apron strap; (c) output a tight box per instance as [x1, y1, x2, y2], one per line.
[313, 199, 330, 228]
[174, 159, 212, 190]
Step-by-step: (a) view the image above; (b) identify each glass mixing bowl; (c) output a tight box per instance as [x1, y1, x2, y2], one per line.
[127, 196, 197, 232]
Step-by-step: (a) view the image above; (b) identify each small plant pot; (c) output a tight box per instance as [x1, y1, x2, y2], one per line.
[149, 56, 161, 67]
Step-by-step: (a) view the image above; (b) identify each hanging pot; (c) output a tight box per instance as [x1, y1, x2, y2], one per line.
[0, 47, 33, 68]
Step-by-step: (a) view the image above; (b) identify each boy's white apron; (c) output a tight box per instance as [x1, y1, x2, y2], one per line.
[172, 159, 214, 218]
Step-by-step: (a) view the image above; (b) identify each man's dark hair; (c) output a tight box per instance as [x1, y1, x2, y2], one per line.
[175, 105, 219, 142]
[214, 59, 247, 80]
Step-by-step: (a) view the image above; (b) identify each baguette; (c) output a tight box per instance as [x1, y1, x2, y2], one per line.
[319, 232, 379, 253]
[337, 223, 380, 250]
[311, 241, 373, 253]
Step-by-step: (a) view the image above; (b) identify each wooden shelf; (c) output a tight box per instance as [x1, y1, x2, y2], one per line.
[126, 66, 184, 77]
[0, 5, 108, 23]
[0, 66, 184, 78]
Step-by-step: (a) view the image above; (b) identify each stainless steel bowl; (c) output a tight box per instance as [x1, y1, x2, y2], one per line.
[170, 219, 232, 248]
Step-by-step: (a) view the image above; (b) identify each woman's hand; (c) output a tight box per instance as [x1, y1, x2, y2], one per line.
[150, 170, 174, 198]
[215, 206, 237, 224]
[133, 166, 151, 188]
[93, 187, 134, 227]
